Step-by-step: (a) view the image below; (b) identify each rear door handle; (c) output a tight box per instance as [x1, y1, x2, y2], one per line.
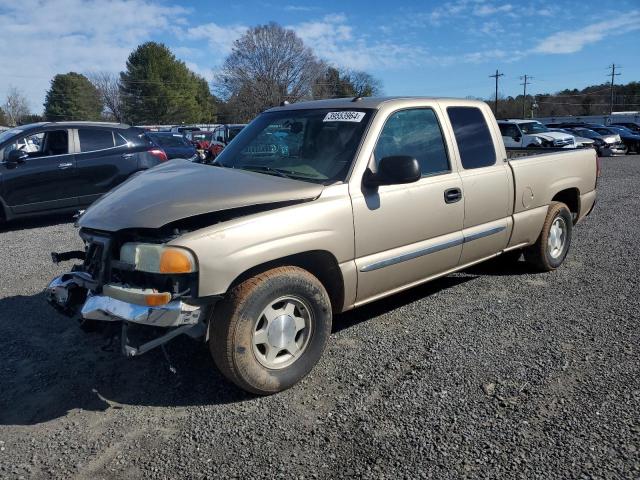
[444, 188, 462, 204]
[122, 153, 135, 160]
[58, 162, 73, 169]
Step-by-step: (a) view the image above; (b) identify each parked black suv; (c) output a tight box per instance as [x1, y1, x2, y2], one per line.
[0, 122, 167, 223]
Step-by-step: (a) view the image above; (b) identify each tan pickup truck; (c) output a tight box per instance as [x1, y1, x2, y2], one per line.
[47, 97, 598, 394]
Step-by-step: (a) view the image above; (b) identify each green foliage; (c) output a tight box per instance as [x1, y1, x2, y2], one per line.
[44, 72, 103, 121]
[120, 42, 216, 125]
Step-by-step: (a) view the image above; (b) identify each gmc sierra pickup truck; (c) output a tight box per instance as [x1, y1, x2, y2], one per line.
[46, 97, 598, 395]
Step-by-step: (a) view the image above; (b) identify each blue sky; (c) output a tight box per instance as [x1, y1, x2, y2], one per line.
[1, 0, 639, 112]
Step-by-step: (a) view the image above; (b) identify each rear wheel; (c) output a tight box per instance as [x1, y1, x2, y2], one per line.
[208, 266, 332, 395]
[524, 202, 573, 271]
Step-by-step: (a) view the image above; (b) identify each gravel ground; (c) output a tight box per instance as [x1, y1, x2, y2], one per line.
[0, 156, 638, 479]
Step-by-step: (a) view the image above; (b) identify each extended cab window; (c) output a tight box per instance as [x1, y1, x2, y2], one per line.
[79, 129, 115, 152]
[447, 107, 496, 169]
[374, 108, 449, 176]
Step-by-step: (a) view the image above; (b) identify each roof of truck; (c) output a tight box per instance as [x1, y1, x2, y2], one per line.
[266, 96, 480, 112]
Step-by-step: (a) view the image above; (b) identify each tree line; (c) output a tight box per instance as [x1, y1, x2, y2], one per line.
[491, 81, 640, 119]
[0, 23, 381, 127]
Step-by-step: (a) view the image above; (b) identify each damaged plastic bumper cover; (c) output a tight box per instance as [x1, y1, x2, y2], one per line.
[46, 274, 203, 327]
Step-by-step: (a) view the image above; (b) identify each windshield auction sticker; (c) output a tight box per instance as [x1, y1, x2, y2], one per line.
[323, 111, 366, 122]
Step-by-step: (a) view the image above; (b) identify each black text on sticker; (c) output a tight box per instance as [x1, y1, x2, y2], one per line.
[323, 111, 366, 122]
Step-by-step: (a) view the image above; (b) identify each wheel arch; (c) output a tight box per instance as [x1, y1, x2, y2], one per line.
[227, 250, 345, 313]
[552, 188, 580, 222]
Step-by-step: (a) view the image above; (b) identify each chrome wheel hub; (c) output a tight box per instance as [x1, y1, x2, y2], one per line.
[548, 216, 566, 259]
[253, 296, 312, 369]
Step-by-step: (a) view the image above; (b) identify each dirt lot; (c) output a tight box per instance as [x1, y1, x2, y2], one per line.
[0, 156, 638, 479]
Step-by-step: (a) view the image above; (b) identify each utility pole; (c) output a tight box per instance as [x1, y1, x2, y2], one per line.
[520, 75, 532, 119]
[489, 69, 504, 117]
[607, 64, 621, 115]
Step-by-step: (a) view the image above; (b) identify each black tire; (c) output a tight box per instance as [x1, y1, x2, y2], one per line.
[208, 266, 332, 395]
[524, 202, 573, 272]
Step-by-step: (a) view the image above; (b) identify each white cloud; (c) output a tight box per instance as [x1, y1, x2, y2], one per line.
[290, 14, 424, 70]
[534, 11, 640, 54]
[0, 0, 187, 112]
[473, 3, 513, 16]
[184, 22, 248, 58]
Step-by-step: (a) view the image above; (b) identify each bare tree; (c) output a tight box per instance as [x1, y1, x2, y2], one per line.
[2, 86, 30, 126]
[88, 71, 123, 122]
[217, 23, 324, 121]
[344, 70, 382, 97]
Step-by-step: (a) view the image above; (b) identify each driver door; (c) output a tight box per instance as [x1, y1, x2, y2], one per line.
[1, 129, 78, 214]
[351, 107, 465, 304]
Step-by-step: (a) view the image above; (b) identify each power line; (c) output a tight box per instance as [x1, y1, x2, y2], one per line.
[489, 69, 504, 117]
[607, 64, 621, 115]
[520, 74, 533, 118]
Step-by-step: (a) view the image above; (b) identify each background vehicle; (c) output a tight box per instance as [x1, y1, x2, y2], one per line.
[602, 126, 640, 153]
[186, 131, 216, 160]
[588, 127, 631, 155]
[547, 128, 596, 149]
[611, 122, 640, 134]
[565, 127, 626, 156]
[0, 122, 167, 223]
[207, 124, 246, 159]
[146, 132, 198, 161]
[47, 98, 597, 395]
[498, 119, 576, 148]
[170, 126, 201, 136]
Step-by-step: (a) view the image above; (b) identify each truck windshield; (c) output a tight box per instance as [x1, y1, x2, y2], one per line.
[215, 109, 373, 184]
[519, 122, 548, 134]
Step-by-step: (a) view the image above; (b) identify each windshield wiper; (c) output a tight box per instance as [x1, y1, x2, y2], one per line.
[237, 165, 297, 179]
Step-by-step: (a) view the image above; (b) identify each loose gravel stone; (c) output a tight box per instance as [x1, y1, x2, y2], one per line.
[0, 156, 638, 479]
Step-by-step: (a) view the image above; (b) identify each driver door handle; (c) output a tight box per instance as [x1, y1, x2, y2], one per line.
[444, 188, 462, 204]
[58, 162, 73, 169]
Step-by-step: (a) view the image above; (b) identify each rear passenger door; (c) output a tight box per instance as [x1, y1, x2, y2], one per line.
[445, 105, 512, 265]
[352, 107, 465, 303]
[75, 128, 133, 205]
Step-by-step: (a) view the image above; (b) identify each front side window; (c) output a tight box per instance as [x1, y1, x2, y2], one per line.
[498, 123, 520, 138]
[215, 108, 373, 184]
[374, 108, 449, 176]
[447, 107, 496, 169]
[519, 122, 548, 134]
[1, 130, 67, 161]
[79, 129, 115, 152]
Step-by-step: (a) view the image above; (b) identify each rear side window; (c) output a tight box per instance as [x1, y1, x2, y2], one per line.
[447, 107, 496, 169]
[79, 129, 115, 152]
[374, 108, 450, 176]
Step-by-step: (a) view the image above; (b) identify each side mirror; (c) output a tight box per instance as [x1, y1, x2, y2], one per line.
[513, 135, 521, 142]
[364, 155, 421, 187]
[5, 149, 29, 166]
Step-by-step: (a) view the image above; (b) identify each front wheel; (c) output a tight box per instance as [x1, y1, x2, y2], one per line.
[208, 266, 332, 395]
[524, 202, 573, 271]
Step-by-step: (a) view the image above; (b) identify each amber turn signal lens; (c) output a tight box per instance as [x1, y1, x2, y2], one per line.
[159, 249, 194, 274]
[144, 292, 172, 307]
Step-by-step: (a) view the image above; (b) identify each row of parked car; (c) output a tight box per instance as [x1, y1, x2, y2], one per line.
[0, 121, 245, 223]
[144, 124, 246, 163]
[497, 119, 640, 156]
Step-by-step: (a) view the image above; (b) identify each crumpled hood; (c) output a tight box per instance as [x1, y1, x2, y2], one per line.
[531, 132, 572, 142]
[79, 160, 324, 231]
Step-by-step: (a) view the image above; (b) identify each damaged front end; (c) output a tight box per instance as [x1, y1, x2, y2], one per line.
[46, 228, 212, 357]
